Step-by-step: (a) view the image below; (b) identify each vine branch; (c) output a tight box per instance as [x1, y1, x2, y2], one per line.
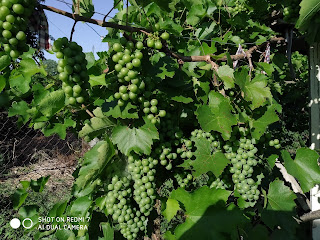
[41, 4, 285, 66]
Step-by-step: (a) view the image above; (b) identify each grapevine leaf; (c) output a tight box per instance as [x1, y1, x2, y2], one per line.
[43, 119, 76, 139]
[171, 96, 193, 104]
[0, 55, 10, 71]
[186, 4, 206, 26]
[9, 74, 30, 94]
[251, 104, 280, 140]
[296, 0, 320, 30]
[11, 59, 46, 93]
[111, 118, 159, 155]
[89, 74, 106, 87]
[163, 231, 176, 240]
[99, 222, 114, 240]
[104, 102, 139, 119]
[282, 148, 320, 193]
[217, 65, 235, 89]
[197, 91, 237, 140]
[69, 195, 92, 217]
[86, 52, 95, 69]
[170, 187, 247, 240]
[256, 62, 274, 76]
[72, 0, 95, 18]
[267, 154, 278, 168]
[38, 90, 65, 117]
[163, 199, 180, 222]
[8, 101, 30, 124]
[79, 107, 116, 141]
[267, 180, 296, 211]
[75, 140, 115, 191]
[156, 61, 176, 79]
[192, 137, 229, 177]
[262, 180, 298, 234]
[237, 73, 272, 109]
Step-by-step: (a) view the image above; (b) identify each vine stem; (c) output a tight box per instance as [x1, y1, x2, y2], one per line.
[69, 20, 78, 41]
[81, 104, 95, 118]
[41, 4, 286, 67]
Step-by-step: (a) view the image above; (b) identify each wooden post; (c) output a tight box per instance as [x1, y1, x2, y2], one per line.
[309, 42, 320, 240]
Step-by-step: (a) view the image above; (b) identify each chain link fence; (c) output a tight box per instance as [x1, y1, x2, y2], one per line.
[0, 110, 86, 240]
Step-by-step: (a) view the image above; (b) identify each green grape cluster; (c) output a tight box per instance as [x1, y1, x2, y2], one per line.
[153, 115, 185, 169]
[128, 155, 157, 217]
[229, 2, 247, 15]
[210, 177, 229, 190]
[191, 129, 222, 149]
[176, 138, 194, 160]
[110, 38, 166, 124]
[105, 175, 146, 240]
[174, 172, 193, 188]
[145, 24, 169, 50]
[52, 37, 89, 105]
[224, 132, 261, 206]
[283, 0, 301, 23]
[0, 0, 36, 59]
[269, 138, 281, 149]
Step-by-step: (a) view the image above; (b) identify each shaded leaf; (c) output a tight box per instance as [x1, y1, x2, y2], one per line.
[79, 107, 116, 141]
[282, 148, 320, 193]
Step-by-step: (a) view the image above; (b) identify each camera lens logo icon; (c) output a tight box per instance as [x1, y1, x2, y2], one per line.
[22, 218, 33, 229]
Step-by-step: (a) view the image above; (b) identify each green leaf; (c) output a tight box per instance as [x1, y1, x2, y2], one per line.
[79, 107, 116, 141]
[170, 187, 247, 240]
[75, 140, 115, 190]
[99, 222, 114, 240]
[192, 137, 229, 177]
[8, 101, 30, 124]
[237, 73, 272, 109]
[69, 196, 92, 217]
[43, 119, 76, 139]
[156, 62, 176, 79]
[11, 59, 46, 93]
[262, 180, 298, 234]
[9, 74, 30, 94]
[251, 104, 280, 140]
[12, 188, 28, 210]
[89, 74, 106, 87]
[267, 180, 296, 211]
[104, 102, 139, 119]
[38, 90, 65, 117]
[163, 199, 180, 222]
[0, 55, 10, 71]
[171, 96, 193, 104]
[256, 62, 274, 76]
[111, 118, 159, 155]
[163, 231, 176, 240]
[30, 176, 50, 192]
[217, 65, 235, 89]
[0, 75, 5, 92]
[85, 52, 95, 69]
[18, 205, 39, 219]
[73, 0, 95, 18]
[267, 154, 278, 168]
[186, 4, 206, 26]
[282, 148, 320, 193]
[197, 91, 237, 140]
[296, 0, 320, 30]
